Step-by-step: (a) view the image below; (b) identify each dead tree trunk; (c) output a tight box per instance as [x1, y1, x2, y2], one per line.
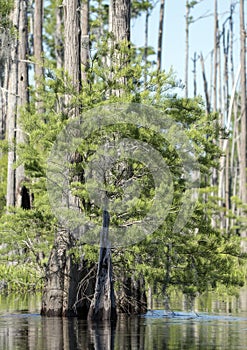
[213, 0, 219, 112]
[184, 0, 190, 98]
[33, 0, 44, 115]
[6, 2, 18, 208]
[55, 1, 64, 69]
[200, 53, 211, 115]
[6, 0, 29, 209]
[81, 0, 89, 82]
[15, 0, 29, 209]
[117, 274, 147, 315]
[144, 8, 150, 85]
[192, 52, 198, 97]
[88, 210, 117, 321]
[157, 0, 165, 71]
[239, 0, 247, 206]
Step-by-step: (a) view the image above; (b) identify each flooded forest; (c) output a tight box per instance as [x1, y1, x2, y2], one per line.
[0, 1, 247, 349]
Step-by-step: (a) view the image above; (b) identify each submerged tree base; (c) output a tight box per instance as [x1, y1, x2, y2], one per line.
[40, 228, 95, 318]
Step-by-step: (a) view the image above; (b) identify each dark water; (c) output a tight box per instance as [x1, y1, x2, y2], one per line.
[1, 291, 247, 350]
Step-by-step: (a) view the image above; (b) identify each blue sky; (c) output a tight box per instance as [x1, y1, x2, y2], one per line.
[131, 0, 241, 98]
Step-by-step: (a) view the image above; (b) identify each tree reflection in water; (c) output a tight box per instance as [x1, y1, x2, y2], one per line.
[1, 288, 247, 349]
[1, 313, 247, 350]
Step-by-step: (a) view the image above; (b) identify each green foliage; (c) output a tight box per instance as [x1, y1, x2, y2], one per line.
[131, 0, 156, 18]
[0, 264, 43, 293]
[0, 7, 246, 300]
[0, 0, 14, 27]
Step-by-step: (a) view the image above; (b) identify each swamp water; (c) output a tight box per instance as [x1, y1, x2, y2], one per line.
[0, 289, 247, 350]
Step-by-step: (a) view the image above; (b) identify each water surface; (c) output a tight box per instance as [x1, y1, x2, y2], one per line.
[1, 291, 247, 349]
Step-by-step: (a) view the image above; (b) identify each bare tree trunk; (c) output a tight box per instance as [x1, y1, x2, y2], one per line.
[88, 210, 117, 321]
[192, 52, 198, 97]
[55, 0, 64, 69]
[157, 0, 165, 71]
[33, 0, 44, 117]
[6, 3, 18, 208]
[6, 0, 29, 209]
[200, 53, 211, 115]
[213, 0, 219, 112]
[16, 0, 29, 209]
[33, 0, 43, 82]
[144, 9, 150, 85]
[229, 2, 235, 86]
[184, 0, 190, 97]
[81, 0, 89, 82]
[239, 0, 247, 207]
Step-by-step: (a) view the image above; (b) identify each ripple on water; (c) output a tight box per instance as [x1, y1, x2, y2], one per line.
[143, 309, 247, 322]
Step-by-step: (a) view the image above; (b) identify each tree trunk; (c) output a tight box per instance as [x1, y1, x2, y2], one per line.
[87, 210, 117, 321]
[41, 0, 91, 318]
[192, 52, 197, 97]
[55, 0, 64, 69]
[200, 53, 211, 115]
[157, 0, 165, 71]
[64, 0, 82, 113]
[6, 0, 29, 209]
[144, 9, 150, 85]
[184, 0, 190, 97]
[239, 0, 247, 207]
[33, 0, 44, 116]
[33, 0, 43, 82]
[109, 0, 131, 96]
[15, 0, 29, 209]
[41, 228, 95, 317]
[213, 0, 219, 112]
[117, 274, 147, 315]
[6, 2, 18, 208]
[109, 0, 130, 42]
[81, 0, 89, 82]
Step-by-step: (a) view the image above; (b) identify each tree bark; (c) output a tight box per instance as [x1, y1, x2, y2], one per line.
[33, 0, 43, 82]
[117, 274, 147, 315]
[41, 0, 92, 318]
[64, 0, 82, 92]
[200, 53, 211, 115]
[144, 9, 150, 85]
[55, 0, 64, 69]
[6, 0, 29, 209]
[213, 0, 219, 112]
[81, 0, 89, 82]
[109, 0, 131, 96]
[239, 0, 247, 206]
[157, 0, 165, 71]
[41, 229, 95, 317]
[184, 0, 190, 97]
[109, 0, 130, 42]
[33, 0, 44, 115]
[6, 2, 18, 208]
[192, 52, 198, 97]
[88, 210, 117, 321]
[15, 0, 29, 209]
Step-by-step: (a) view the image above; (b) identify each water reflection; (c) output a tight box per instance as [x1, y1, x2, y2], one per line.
[1, 289, 247, 349]
[1, 313, 247, 350]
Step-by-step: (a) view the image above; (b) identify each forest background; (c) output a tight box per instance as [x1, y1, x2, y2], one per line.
[0, 0, 247, 318]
